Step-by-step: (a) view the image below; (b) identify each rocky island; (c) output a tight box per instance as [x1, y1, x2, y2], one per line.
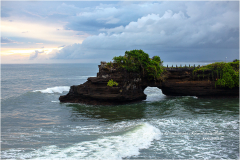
[59, 50, 239, 105]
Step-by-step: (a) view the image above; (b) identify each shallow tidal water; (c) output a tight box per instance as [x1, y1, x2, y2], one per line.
[1, 63, 239, 159]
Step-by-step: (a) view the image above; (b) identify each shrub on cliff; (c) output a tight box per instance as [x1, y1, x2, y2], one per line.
[193, 60, 239, 89]
[107, 79, 118, 87]
[215, 63, 239, 89]
[108, 50, 164, 80]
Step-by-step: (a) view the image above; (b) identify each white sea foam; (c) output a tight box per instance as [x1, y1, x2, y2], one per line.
[2, 123, 161, 160]
[70, 121, 145, 135]
[149, 117, 237, 159]
[144, 87, 165, 102]
[56, 76, 94, 80]
[76, 76, 94, 79]
[220, 120, 239, 130]
[33, 86, 70, 94]
[51, 101, 60, 103]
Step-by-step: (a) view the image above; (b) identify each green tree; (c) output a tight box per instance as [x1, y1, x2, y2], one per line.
[112, 49, 163, 80]
[194, 61, 239, 89]
[216, 63, 239, 88]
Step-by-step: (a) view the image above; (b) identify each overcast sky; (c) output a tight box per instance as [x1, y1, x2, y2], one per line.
[1, 1, 239, 64]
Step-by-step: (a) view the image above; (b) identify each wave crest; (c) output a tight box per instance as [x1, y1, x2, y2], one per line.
[2, 123, 161, 159]
[33, 86, 70, 94]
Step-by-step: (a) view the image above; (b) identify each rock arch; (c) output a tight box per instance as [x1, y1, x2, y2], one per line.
[59, 62, 239, 105]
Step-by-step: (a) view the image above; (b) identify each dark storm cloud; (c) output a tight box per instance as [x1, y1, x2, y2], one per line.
[51, 1, 239, 62]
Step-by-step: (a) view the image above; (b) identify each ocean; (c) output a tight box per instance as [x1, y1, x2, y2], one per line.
[1, 63, 239, 159]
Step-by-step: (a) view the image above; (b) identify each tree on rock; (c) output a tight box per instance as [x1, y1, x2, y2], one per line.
[108, 49, 164, 80]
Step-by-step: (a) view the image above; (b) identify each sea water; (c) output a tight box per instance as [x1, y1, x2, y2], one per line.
[1, 63, 239, 159]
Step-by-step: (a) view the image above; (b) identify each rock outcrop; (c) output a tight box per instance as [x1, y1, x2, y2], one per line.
[59, 62, 239, 105]
[161, 68, 239, 98]
[59, 62, 155, 105]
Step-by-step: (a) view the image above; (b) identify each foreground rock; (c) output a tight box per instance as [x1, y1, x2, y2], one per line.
[59, 62, 239, 105]
[59, 62, 157, 105]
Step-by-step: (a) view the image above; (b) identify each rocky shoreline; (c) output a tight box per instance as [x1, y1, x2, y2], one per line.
[59, 62, 239, 105]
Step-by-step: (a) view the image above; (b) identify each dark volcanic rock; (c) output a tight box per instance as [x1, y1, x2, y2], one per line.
[161, 68, 239, 98]
[59, 62, 155, 105]
[59, 63, 239, 105]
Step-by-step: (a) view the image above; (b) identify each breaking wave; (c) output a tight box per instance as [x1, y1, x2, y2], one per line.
[33, 86, 70, 94]
[2, 123, 161, 160]
[144, 87, 166, 102]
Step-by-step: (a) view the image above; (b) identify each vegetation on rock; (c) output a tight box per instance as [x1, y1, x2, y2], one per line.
[193, 60, 239, 88]
[106, 49, 164, 80]
[105, 50, 239, 89]
[107, 79, 118, 87]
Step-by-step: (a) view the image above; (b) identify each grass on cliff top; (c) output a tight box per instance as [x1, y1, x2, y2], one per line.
[106, 49, 164, 80]
[194, 60, 239, 72]
[193, 60, 239, 89]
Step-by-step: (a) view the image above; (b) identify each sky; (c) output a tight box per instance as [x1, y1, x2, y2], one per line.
[1, 1, 239, 64]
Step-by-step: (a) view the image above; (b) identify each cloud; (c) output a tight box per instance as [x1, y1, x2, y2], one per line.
[58, 45, 66, 48]
[97, 16, 120, 24]
[2, 1, 239, 63]
[1, 20, 83, 47]
[1, 37, 16, 44]
[51, 1, 239, 62]
[1, 6, 11, 17]
[52, 43, 124, 61]
[62, 2, 168, 34]
[52, 43, 82, 59]
[29, 50, 44, 60]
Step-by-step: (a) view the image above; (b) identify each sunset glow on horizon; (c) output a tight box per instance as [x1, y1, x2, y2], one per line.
[1, 47, 64, 56]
